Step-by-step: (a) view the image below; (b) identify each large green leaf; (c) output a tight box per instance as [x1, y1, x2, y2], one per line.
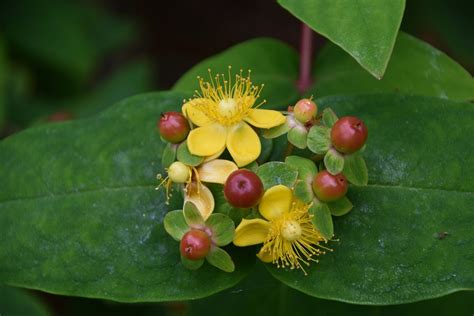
[0, 92, 254, 302]
[173, 38, 299, 108]
[277, 0, 405, 78]
[267, 94, 474, 304]
[188, 264, 474, 315]
[310, 32, 474, 101]
[0, 286, 51, 316]
[0, 36, 6, 130]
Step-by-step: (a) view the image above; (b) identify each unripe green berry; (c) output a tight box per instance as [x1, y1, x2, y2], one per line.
[312, 170, 348, 202]
[331, 116, 368, 154]
[168, 161, 191, 183]
[294, 99, 317, 123]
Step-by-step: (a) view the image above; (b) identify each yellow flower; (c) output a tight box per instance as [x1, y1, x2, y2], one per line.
[233, 185, 328, 275]
[182, 68, 286, 167]
[158, 159, 238, 219]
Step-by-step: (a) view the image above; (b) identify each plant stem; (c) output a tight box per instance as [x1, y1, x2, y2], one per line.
[297, 23, 314, 94]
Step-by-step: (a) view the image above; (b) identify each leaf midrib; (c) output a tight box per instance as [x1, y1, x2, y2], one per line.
[0, 182, 471, 206]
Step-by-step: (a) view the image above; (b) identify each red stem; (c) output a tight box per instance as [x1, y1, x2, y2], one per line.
[297, 23, 314, 94]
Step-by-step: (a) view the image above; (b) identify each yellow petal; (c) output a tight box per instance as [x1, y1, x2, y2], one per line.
[226, 122, 261, 167]
[197, 159, 238, 184]
[203, 146, 226, 162]
[233, 218, 270, 247]
[187, 124, 227, 157]
[184, 182, 214, 220]
[245, 109, 286, 129]
[182, 98, 213, 127]
[259, 185, 292, 221]
[256, 246, 273, 263]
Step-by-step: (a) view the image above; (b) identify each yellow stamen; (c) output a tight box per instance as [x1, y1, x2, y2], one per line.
[190, 67, 265, 126]
[260, 201, 329, 275]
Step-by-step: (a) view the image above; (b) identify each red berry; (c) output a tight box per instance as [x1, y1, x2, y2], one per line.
[312, 170, 348, 202]
[294, 99, 317, 123]
[180, 230, 211, 260]
[331, 116, 368, 154]
[158, 112, 190, 143]
[224, 169, 264, 208]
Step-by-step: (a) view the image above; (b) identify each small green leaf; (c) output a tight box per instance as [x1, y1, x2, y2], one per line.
[206, 213, 235, 246]
[307, 125, 331, 154]
[243, 161, 259, 173]
[285, 155, 317, 180]
[324, 148, 344, 175]
[177, 142, 204, 167]
[181, 256, 204, 270]
[294, 180, 314, 203]
[263, 120, 291, 139]
[327, 197, 353, 216]
[309, 200, 334, 240]
[343, 153, 368, 185]
[183, 200, 205, 227]
[161, 143, 177, 168]
[257, 134, 273, 164]
[208, 184, 245, 226]
[256, 162, 298, 190]
[287, 126, 308, 149]
[206, 247, 235, 273]
[322, 108, 338, 127]
[163, 210, 189, 241]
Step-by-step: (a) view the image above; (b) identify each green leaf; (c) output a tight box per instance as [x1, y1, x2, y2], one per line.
[285, 155, 317, 181]
[206, 247, 235, 273]
[324, 148, 344, 175]
[294, 180, 314, 204]
[321, 107, 338, 127]
[161, 143, 177, 168]
[256, 161, 298, 190]
[327, 197, 353, 216]
[287, 126, 307, 149]
[0, 286, 51, 316]
[262, 119, 291, 139]
[0, 92, 254, 302]
[181, 256, 204, 270]
[257, 134, 273, 164]
[177, 142, 204, 167]
[278, 0, 406, 78]
[307, 125, 331, 154]
[163, 210, 189, 241]
[311, 32, 474, 101]
[173, 38, 299, 108]
[309, 200, 334, 240]
[205, 213, 235, 246]
[267, 94, 474, 304]
[0, 37, 6, 130]
[183, 201, 205, 227]
[343, 153, 369, 186]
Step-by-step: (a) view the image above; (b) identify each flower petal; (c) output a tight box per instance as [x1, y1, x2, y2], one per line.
[197, 159, 238, 184]
[245, 109, 286, 129]
[204, 145, 226, 162]
[233, 218, 270, 247]
[259, 185, 292, 221]
[187, 124, 227, 157]
[184, 182, 214, 220]
[182, 98, 213, 127]
[256, 246, 273, 263]
[226, 122, 261, 167]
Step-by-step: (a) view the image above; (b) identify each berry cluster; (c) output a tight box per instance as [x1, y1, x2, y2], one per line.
[156, 70, 368, 274]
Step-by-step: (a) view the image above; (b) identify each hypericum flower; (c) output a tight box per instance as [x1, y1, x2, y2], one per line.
[233, 185, 329, 275]
[182, 67, 286, 167]
[157, 159, 237, 219]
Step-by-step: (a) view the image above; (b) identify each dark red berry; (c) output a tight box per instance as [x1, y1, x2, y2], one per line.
[180, 230, 211, 260]
[331, 116, 368, 154]
[158, 112, 190, 143]
[47, 111, 73, 122]
[224, 169, 264, 208]
[294, 99, 317, 123]
[312, 170, 348, 202]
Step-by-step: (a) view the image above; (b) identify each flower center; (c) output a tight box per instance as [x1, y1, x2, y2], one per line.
[218, 98, 238, 118]
[281, 220, 302, 241]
